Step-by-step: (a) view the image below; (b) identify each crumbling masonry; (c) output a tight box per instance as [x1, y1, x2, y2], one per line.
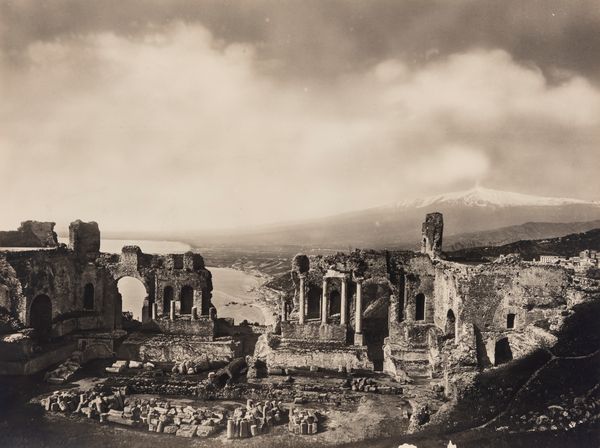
[0, 214, 593, 394]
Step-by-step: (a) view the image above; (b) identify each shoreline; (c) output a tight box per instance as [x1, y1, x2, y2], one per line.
[208, 266, 277, 327]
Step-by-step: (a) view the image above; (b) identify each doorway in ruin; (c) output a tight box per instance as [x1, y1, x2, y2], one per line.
[494, 337, 513, 365]
[329, 290, 341, 316]
[181, 285, 194, 314]
[83, 283, 95, 310]
[507, 313, 516, 329]
[306, 287, 321, 319]
[445, 309, 456, 338]
[163, 286, 174, 314]
[415, 293, 426, 321]
[117, 277, 147, 324]
[30, 294, 52, 340]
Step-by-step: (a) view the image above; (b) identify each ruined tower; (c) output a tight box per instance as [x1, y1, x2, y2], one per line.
[69, 220, 101, 258]
[421, 212, 443, 258]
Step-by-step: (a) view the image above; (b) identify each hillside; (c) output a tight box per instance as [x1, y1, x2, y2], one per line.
[444, 219, 600, 251]
[446, 228, 600, 263]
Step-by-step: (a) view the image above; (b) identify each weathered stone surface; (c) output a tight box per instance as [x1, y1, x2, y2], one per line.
[0, 221, 58, 248]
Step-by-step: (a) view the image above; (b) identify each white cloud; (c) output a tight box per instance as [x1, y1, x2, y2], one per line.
[1, 26, 599, 234]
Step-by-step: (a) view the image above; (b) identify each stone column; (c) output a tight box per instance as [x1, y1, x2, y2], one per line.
[298, 276, 306, 325]
[169, 301, 176, 321]
[354, 280, 364, 345]
[151, 303, 158, 320]
[191, 306, 198, 320]
[340, 277, 348, 325]
[280, 295, 288, 322]
[193, 290, 204, 315]
[142, 298, 150, 324]
[321, 278, 328, 324]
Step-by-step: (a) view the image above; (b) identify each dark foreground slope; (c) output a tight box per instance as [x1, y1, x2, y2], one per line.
[366, 298, 600, 448]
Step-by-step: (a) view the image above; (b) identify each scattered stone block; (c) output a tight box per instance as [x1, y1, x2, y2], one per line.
[176, 424, 197, 438]
[196, 425, 218, 437]
[163, 425, 178, 434]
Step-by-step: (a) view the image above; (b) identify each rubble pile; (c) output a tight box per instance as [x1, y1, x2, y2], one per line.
[347, 377, 402, 395]
[288, 406, 320, 435]
[225, 399, 285, 439]
[509, 396, 600, 433]
[40, 388, 229, 438]
[105, 360, 155, 373]
[170, 357, 227, 375]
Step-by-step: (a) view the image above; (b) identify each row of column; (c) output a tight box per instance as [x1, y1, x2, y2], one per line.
[151, 302, 201, 320]
[297, 275, 363, 345]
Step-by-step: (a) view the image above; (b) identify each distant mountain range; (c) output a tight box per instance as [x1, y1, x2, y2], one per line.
[190, 187, 600, 250]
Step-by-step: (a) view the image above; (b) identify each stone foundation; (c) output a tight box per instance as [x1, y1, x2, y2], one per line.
[265, 339, 373, 372]
[116, 333, 241, 363]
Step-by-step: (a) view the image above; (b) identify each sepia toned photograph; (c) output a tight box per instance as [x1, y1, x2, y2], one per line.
[0, 1, 599, 447]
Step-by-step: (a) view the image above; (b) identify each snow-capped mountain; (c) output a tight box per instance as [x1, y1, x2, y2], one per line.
[197, 187, 600, 250]
[394, 186, 596, 209]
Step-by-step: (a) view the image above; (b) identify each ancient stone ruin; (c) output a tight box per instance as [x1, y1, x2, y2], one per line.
[0, 213, 598, 442]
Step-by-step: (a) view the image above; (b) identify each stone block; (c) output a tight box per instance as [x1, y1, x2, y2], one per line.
[176, 424, 197, 438]
[164, 425, 178, 434]
[196, 425, 218, 437]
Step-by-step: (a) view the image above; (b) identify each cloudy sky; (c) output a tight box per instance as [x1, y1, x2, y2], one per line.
[1, 0, 599, 234]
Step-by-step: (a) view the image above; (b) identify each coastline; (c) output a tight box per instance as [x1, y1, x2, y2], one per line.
[208, 266, 277, 326]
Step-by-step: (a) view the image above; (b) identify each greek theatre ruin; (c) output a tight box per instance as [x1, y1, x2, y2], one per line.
[0, 213, 592, 397]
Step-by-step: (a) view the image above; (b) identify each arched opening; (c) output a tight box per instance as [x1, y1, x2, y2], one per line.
[415, 293, 425, 321]
[329, 290, 341, 316]
[494, 337, 513, 365]
[163, 286, 174, 314]
[117, 277, 147, 323]
[307, 287, 321, 319]
[83, 283, 95, 310]
[506, 313, 516, 329]
[30, 294, 52, 340]
[181, 285, 194, 314]
[445, 309, 456, 338]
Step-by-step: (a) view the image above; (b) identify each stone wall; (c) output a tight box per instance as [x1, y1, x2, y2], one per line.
[0, 221, 58, 248]
[281, 321, 347, 342]
[0, 220, 214, 345]
[68, 220, 100, 257]
[117, 333, 241, 363]
[149, 317, 215, 339]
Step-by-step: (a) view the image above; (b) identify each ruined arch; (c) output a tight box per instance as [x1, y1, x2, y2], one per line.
[117, 276, 146, 322]
[163, 285, 174, 314]
[494, 337, 513, 365]
[30, 294, 52, 340]
[83, 283, 95, 310]
[445, 309, 456, 338]
[180, 285, 194, 315]
[415, 293, 426, 321]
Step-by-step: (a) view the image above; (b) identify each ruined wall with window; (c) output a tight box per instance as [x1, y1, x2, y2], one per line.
[0, 220, 215, 374]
